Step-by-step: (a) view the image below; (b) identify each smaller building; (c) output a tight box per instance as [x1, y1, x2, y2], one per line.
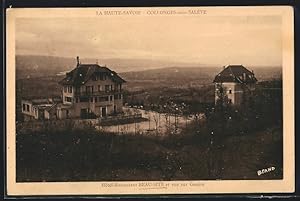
[21, 98, 61, 121]
[213, 65, 257, 105]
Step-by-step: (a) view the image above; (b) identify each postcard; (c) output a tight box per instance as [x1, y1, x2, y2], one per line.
[6, 6, 294, 196]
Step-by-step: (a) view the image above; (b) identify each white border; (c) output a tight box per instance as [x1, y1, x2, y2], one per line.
[6, 6, 295, 195]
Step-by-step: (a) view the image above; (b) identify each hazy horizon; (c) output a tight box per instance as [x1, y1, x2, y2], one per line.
[16, 15, 282, 68]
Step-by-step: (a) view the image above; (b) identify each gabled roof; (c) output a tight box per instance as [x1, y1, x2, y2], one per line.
[213, 65, 257, 84]
[59, 64, 126, 86]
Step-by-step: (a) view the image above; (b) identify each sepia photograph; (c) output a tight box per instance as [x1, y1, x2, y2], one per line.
[6, 6, 294, 195]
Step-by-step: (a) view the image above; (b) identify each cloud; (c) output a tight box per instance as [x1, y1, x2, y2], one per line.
[15, 15, 282, 66]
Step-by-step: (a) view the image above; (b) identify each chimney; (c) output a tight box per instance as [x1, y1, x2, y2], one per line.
[76, 56, 80, 67]
[243, 72, 246, 80]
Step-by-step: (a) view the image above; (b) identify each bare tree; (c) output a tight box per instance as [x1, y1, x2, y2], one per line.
[164, 113, 171, 134]
[152, 113, 159, 133]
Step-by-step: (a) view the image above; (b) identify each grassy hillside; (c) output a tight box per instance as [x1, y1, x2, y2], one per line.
[16, 124, 282, 182]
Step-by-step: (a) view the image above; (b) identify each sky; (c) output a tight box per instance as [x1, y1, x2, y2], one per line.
[16, 15, 282, 67]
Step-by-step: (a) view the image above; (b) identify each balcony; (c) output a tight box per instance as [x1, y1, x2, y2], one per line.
[74, 90, 122, 97]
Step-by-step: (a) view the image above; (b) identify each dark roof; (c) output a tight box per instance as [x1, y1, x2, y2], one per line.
[59, 64, 126, 86]
[213, 65, 257, 83]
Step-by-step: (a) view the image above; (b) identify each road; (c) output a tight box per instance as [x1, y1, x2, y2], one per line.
[97, 107, 200, 135]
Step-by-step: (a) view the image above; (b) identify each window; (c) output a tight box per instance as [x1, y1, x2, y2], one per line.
[26, 105, 29, 112]
[105, 85, 110, 92]
[68, 86, 72, 93]
[114, 94, 122, 100]
[229, 89, 232, 94]
[228, 99, 232, 104]
[110, 96, 113, 101]
[90, 97, 93, 102]
[98, 85, 101, 92]
[22, 104, 26, 111]
[95, 97, 98, 102]
[114, 84, 120, 92]
[86, 86, 93, 94]
[65, 97, 72, 102]
[64, 86, 67, 93]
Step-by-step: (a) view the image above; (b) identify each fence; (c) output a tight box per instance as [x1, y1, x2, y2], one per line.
[99, 113, 142, 124]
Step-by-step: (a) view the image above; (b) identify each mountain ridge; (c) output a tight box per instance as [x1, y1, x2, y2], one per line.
[16, 54, 282, 80]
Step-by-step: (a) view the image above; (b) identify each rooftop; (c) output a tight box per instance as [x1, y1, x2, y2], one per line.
[59, 63, 126, 86]
[213, 65, 257, 84]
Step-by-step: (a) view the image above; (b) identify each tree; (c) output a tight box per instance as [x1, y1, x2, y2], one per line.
[206, 83, 232, 178]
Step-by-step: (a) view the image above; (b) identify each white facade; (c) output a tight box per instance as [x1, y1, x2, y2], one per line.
[60, 75, 123, 119]
[215, 82, 256, 105]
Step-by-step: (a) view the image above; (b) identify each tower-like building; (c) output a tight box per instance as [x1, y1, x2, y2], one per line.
[213, 65, 257, 105]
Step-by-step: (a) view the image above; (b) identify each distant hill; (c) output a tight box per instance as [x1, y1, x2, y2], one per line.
[121, 67, 218, 84]
[119, 66, 282, 92]
[120, 66, 282, 81]
[16, 55, 76, 79]
[15, 55, 206, 79]
[16, 55, 282, 82]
